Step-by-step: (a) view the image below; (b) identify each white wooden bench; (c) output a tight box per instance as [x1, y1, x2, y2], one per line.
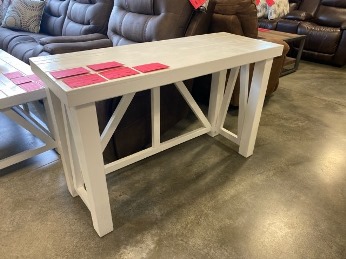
[0, 50, 56, 170]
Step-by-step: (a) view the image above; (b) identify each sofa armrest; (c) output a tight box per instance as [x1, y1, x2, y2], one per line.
[42, 39, 113, 55]
[185, 0, 216, 36]
[284, 10, 313, 21]
[341, 22, 346, 30]
[39, 33, 108, 45]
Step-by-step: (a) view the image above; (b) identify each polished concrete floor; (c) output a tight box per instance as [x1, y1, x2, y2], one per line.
[0, 61, 345, 258]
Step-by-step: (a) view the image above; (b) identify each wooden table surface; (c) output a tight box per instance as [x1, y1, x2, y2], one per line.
[0, 50, 46, 109]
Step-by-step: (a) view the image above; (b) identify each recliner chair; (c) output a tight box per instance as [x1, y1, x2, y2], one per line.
[193, 0, 289, 106]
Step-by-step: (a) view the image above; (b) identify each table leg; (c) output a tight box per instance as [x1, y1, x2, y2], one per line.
[238, 59, 273, 157]
[42, 98, 56, 143]
[67, 103, 113, 237]
[46, 89, 77, 197]
[294, 38, 306, 71]
[208, 70, 227, 137]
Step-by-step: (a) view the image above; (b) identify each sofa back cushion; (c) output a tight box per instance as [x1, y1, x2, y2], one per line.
[62, 0, 113, 36]
[289, 0, 301, 12]
[107, 0, 195, 46]
[212, 0, 258, 38]
[297, 0, 321, 16]
[315, 0, 346, 27]
[41, 0, 70, 36]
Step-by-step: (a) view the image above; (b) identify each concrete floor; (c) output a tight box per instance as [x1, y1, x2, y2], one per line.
[0, 60, 345, 258]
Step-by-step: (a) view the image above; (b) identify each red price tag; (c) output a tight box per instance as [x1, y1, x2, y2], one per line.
[19, 82, 43, 92]
[63, 74, 107, 88]
[189, 0, 206, 9]
[87, 61, 123, 71]
[99, 67, 139, 80]
[50, 67, 89, 79]
[4, 71, 24, 79]
[11, 76, 32, 85]
[133, 63, 169, 73]
[266, 0, 275, 7]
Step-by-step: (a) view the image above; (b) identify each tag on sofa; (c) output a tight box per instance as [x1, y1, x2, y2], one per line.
[189, 0, 207, 9]
[266, 0, 275, 7]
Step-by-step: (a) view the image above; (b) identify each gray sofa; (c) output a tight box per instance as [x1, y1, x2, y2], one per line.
[0, 0, 113, 63]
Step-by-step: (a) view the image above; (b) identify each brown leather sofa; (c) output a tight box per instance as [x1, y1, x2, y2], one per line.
[193, 0, 289, 106]
[0, 0, 113, 63]
[259, 0, 346, 66]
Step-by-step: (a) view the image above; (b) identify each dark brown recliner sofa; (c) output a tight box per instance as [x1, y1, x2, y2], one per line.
[0, 0, 113, 63]
[193, 0, 289, 106]
[259, 0, 346, 66]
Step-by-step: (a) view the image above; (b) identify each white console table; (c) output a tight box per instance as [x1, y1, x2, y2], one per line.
[0, 50, 55, 170]
[30, 32, 283, 237]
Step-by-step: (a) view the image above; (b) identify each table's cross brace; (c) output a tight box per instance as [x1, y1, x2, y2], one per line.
[174, 81, 211, 129]
[215, 67, 240, 144]
[104, 81, 212, 175]
[12, 105, 53, 139]
[100, 93, 135, 152]
[0, 105, 56, 170]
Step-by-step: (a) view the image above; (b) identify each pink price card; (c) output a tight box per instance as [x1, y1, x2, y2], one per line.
[26, 74, 41, 82]
[258, 28, 270, 32]
[3, 71, 24, 79]
[133, 63, 169, 73]
[19, 82, 43, 92]
[99, 67, 139, 80]
[35, 80, 45, 87]
[189, 0, 206, 9]
[50, 67, 89, 79]
[63, 74, 107, 88]
[26, 74, 45, 86]
[11, 76, 32, 85]
[87, 61, 123, 71]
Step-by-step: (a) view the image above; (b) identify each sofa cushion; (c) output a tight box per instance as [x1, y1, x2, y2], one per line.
[314, 5, 346, 28]
[276, 18, 301, 33]
[213, 0, 258, 39]
[284, 10, 313, 21]
[258, 18, 278, 30]
[298, 22, 341, 54]
[321, 0, 346, 8]
[40, 0, 70, 36]
[107, 0, 195, 46]
[1, 0, 46, 33]
[0, 27, 44, 49]
[0, 28, 47, 62]
[62, 0, 113, 36]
